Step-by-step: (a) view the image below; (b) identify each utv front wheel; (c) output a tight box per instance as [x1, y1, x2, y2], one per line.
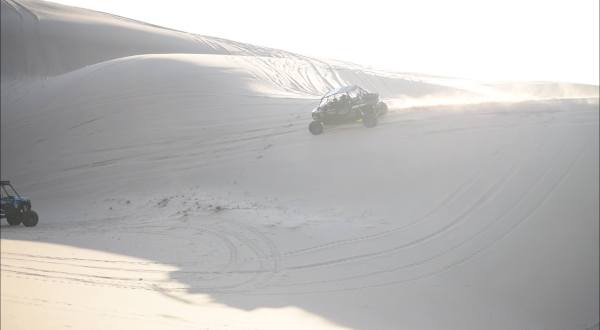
[22, 210, 38, 227]
[309, 121, 324, 135]
[362, 114, 378, 128]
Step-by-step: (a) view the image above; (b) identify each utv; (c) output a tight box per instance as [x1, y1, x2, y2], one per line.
[1, 180, 39, 227]
[309, 85, 388, 135]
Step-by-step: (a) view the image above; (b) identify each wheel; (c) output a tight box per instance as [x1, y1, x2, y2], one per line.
[378, 102, 388, 115]
[362, 114, 378, 128]
[309, 121, 324, 135]
[5, 209, 22, 226]
[6, 215, 21, 226]
[22, 210, 38, 227]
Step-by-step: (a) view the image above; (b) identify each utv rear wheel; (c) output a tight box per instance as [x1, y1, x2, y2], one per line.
[6, 215, 21, 226]
[378, 102, 388, 115]
[309, 121, 324, 135]
[5, 209, 21, 226]
[362, 114, 378, 128]
[22, 210, 38, 227]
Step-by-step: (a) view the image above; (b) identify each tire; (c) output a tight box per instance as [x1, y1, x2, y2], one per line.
[6, 215, 21, 226]
[378, 102, 388, 115]
[22, 210, 38, 227]
[362, 114, 378, 128]
[5, 210, 21, 226]
[309, 121, 324, 135]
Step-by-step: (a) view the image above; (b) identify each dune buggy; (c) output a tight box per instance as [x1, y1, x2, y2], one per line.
[309, 85, 388, 135]
[1, 180, 39, 227]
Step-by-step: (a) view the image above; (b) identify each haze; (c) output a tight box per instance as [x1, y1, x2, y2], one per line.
[50, 0, 599, 85]
[1, 1, 598, 330]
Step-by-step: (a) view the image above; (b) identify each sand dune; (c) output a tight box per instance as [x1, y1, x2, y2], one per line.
[1, 0, 598, 329]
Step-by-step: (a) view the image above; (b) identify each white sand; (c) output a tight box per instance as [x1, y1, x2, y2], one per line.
[1, 0, 599, 329]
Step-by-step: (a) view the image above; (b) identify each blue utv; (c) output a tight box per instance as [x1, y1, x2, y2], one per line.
[1, 180, 39, 227]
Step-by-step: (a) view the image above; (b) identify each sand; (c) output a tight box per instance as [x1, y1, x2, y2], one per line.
[1, 0, 598, 329]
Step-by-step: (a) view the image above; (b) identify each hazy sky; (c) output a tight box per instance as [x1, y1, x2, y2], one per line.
[51, 0, 599, 85]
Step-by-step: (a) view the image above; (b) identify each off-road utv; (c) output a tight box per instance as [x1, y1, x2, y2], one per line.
[1, 180, 39, 227]
[309, 85, 388, 135]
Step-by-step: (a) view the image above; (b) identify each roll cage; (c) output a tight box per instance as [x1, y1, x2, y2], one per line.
[0, 181, 21, 198]
[319, 85, 369, 107]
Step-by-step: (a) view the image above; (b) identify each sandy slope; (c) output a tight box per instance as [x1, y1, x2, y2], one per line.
[1, 0, 599, 329]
